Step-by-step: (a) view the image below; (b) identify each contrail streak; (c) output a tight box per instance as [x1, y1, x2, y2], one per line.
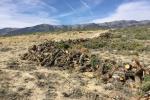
[63, 0, 76, 13]
[80, 0, 94, 17]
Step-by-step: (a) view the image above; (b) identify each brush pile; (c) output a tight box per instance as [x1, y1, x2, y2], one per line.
[21, 39, 94, 71]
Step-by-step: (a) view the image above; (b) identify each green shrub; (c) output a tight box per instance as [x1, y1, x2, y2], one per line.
[135, 32, 150, 40]
[141, 75, 150, 92]
[111, 26, 150, 40]
[90, 55, 101, 69]
[83, 38, 109, 49]
[83, 41, 100, 49]
[142, 82, 150, 92]
[110, 40, 144, 51]
[57, 41, 70, 49]
[143, 75, 150, 82]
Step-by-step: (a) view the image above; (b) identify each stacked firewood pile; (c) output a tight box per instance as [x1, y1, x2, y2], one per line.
[99, 59, 146, 83]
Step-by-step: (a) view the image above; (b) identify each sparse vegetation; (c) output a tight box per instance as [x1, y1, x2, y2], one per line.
[90, 55, 101, 69]
[56, 40, 70, 49]
[144, 75, 150, 82]
[0, 47, 12, 52]
[0, 27, 149, 100]
[142, 75, 150, 92]
[83, 38, 109, 49]
[82, 36, 145, 52]
[142, 82, 150, 92]
[110, 26, 150, 40]
[110, 39, 144, 51]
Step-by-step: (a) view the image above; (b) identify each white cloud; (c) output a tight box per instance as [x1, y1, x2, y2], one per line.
[0, 0, 59, 28]
[92, 0, 150, 23]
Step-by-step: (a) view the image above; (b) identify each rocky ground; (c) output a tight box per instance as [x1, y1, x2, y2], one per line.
[0, 30, 149, 100]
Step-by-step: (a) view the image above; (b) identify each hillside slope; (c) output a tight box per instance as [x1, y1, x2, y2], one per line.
[0, 20, 150, 36]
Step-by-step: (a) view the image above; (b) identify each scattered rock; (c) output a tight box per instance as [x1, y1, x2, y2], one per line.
[104, 83, 114, 90]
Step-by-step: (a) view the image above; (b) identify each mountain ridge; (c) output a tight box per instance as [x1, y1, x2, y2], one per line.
[0, 20, 150, 36]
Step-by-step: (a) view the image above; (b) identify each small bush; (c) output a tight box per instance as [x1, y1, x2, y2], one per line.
[82, 34, 145, 52]
[110, 40, 144, 51]
[142, 82, 150, 92]
[57, 41, 70, 49]
[83, 38, 109, 49]
[141, 75, 150, 92]
[135, 32, 150, 40]
[90, 55, 101, 69]
[112, 26, 150, 40]
[143, 75, 150, 82]
[101, 59, 114, 74]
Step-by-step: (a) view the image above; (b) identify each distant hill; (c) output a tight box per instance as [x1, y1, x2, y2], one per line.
[0, 20, 150, 36]
[0, 28, 19, 35]
[98, 20, 150, 28]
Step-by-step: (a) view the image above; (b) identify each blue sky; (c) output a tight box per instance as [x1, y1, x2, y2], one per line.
[0, 0, 150, 28]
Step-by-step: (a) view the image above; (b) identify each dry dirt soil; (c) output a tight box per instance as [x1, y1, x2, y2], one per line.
[0, 30, 149, 100]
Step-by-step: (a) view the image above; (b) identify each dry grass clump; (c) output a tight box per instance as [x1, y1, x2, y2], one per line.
[0, 46, 12, 52]
[6, 59, 37, 71]
[0, 30, 107, 45]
